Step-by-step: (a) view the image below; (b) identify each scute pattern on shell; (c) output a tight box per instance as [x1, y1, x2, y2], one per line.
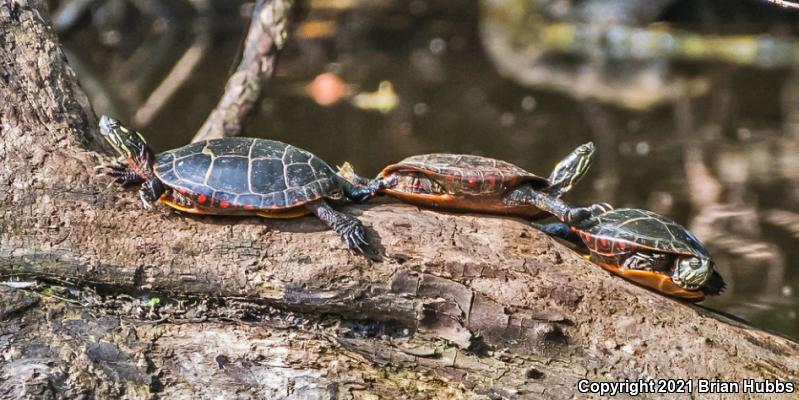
[154, 138, 339, 209]
[583, 208, 709, 257]
[392, 154, 548, 195]
[400, 154, 530, 176]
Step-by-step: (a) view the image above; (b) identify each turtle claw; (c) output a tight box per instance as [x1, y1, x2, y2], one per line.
[139, 191, 154, 210]
[335, 216, 369, 253]
[95, 164, 116, 177]
[563, 203, 614, 226]
[349, 238, 365, 253]
[97, 162, 144, 186]
[138, 187, 159, 210]
[589, 202, 614, 215]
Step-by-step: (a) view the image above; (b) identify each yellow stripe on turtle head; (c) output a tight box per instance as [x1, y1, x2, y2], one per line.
[98, 115, 149, 160]
[547, 141, 595, 195]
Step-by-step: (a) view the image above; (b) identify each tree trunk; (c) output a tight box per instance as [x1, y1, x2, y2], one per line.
[1, 1, 798, 399]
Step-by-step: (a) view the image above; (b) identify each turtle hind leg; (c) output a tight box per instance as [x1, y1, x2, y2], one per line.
[532, 222, 588, 253]
[306, 200, 368, 252]
[138, 179, 165, 210]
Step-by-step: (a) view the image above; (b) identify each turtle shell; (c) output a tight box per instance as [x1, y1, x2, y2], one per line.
[575, 208, 714, 301]
[578, 208, 709, 258]
[379, 154, 550, 196]
[153, 138, 340, 210]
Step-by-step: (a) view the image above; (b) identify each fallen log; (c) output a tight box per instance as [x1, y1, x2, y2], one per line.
[1, 1, 798, 399]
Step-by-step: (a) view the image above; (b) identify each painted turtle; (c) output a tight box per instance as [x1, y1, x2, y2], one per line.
[97, 116, 387, 252]
[373, 143, 603, 223]
[535, 207, 725, 301]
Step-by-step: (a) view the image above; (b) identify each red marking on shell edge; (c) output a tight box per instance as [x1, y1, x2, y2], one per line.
[468, 177, 478, 187]
[178, 188, 186, 194]
[600, 238, 607, 247]
[243, 204, 255, 210]
[618, 242, 626, 250]
[198, 195, 207, 203]
[220, 201, 230, 209]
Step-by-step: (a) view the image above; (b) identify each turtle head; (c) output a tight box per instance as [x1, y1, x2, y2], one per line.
[546, 142, 594, 196]
[99, 115, 155, 176]
[671, 256, 714, 291]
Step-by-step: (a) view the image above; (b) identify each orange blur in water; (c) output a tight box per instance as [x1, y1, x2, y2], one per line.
[306, 73, 349, 106]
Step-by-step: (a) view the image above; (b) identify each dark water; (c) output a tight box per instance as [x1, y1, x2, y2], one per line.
[61, 0, 799, 339]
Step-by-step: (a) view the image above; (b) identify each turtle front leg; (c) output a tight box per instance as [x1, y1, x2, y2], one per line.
[96, 162, 145, 186]
[138, 179, 165, 210]
[306, 200, 369, 252]
[621, 252, 671, 272]
[504, 186, 596, 225]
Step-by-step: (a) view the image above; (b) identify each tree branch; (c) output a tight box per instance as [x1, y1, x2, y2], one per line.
[191, 0, 293, 142]
[763, 0, 799, 10]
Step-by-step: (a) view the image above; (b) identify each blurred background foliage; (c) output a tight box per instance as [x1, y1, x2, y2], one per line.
[55, 0, 799, 339]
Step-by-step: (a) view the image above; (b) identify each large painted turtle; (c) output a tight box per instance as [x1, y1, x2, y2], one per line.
[97, 116, 387, 252]
[373, 143, 602, 223]
[535, 207, 725, 301]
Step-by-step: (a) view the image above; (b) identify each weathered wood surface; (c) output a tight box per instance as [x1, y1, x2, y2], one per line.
[1, 1, 799, 399]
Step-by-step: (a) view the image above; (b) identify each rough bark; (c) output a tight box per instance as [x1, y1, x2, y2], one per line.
[1, 1, 799, 399]
[191, 0, 292, 142]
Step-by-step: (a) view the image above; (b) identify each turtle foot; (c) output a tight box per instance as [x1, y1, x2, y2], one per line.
[334, 216, 369, 252]
[565, 203, 614, 225]
[138, 180, 165, 211]
[138, 190, 154, 210]
[564, 208, 592, 225]
[96, 162, 143, 186]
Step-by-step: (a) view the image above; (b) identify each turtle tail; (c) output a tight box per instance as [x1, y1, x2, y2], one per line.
[337, 162, 370, 186]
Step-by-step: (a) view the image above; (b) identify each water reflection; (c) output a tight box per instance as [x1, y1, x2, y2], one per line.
[61, 0, 798, 339]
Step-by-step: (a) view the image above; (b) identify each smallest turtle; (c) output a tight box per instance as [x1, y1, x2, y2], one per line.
[535, 207, 725, 301]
